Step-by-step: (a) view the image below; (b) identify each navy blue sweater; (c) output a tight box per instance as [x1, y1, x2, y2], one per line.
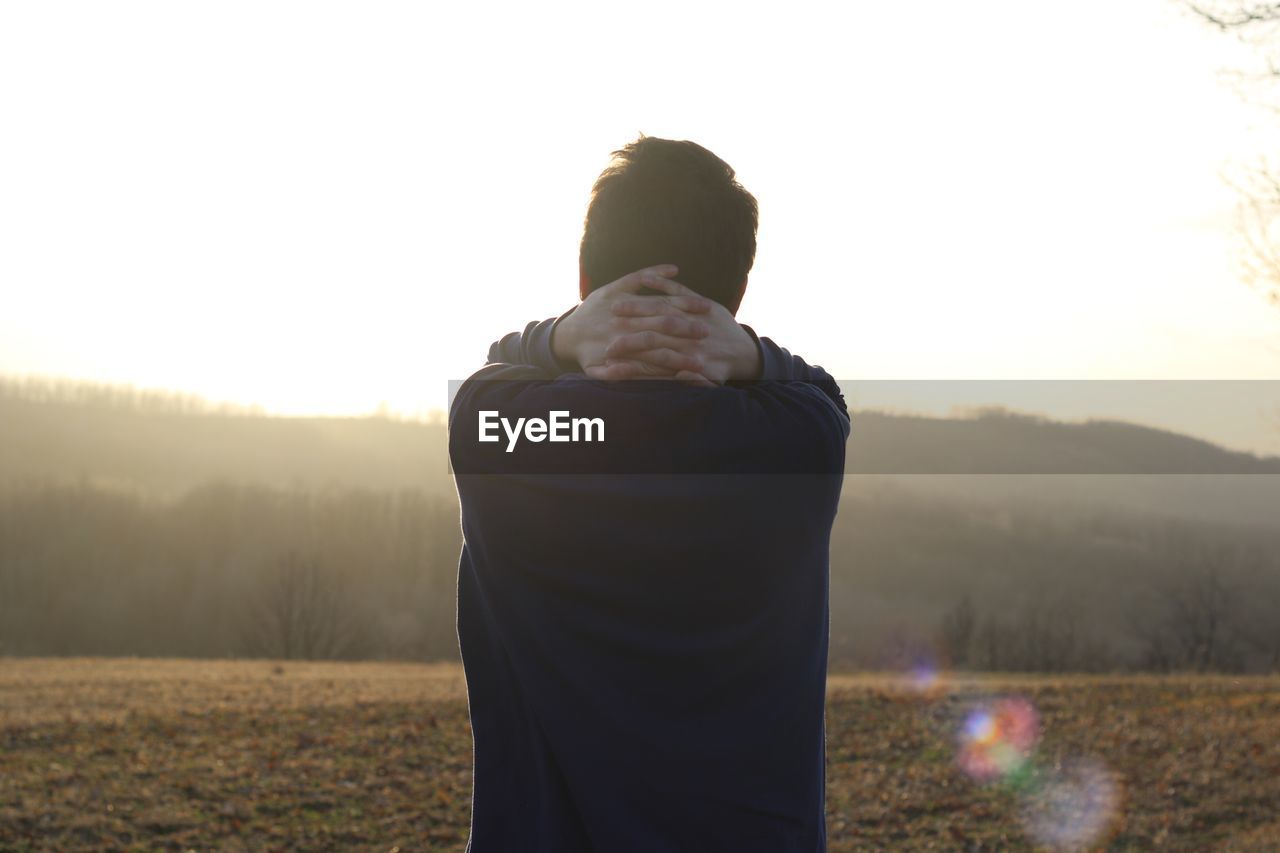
[448, 312, 849, 852]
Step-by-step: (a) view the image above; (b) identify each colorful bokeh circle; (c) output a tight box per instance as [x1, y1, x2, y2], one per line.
[956, 696, 1039, 783]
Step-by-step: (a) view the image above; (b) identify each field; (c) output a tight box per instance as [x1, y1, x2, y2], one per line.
[1, 660, 1278, 851]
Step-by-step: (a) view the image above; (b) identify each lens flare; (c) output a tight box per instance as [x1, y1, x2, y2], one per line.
[956, 696, 1039, 783]
[890, 646, 950, 698]
[1019, 757, 1120, 851]
[907, 661, 941, 692]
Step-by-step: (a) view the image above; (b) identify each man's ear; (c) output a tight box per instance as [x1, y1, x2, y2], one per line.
[579, 260, 592, 301]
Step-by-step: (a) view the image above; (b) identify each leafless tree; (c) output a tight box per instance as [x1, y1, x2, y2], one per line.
[960, 600, 1111, 673]
[1220, 158, 1280, 305]
[1168, 565, 1241, 670]
[974, 607, 1069, 672]
[938, 595, 976, 668]
[1188, 1, 1280, 303]
[1235, 566, 1280, 671]
[1129, 541, 1252, 671]
[242, 550, 365, 660]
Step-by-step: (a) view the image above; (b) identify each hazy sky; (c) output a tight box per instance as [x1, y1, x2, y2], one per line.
[3, 1, 1280, 447]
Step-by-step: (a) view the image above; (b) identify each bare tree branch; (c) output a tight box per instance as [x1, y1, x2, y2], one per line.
[1189, 3, 1280, 30]
[1188, 2, 1280, 302]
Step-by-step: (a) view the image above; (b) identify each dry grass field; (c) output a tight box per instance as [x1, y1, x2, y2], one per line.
[1, 659, 1278, 850]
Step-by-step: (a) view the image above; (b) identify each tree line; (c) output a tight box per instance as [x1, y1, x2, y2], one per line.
[0, 480, 461, 661]
[2, 477, 1277, 671]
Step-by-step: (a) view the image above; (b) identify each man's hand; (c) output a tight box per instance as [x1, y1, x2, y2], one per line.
[599, 288, 761, 386]
[552, 264, 762, 386]
[552, 265, 714, 380]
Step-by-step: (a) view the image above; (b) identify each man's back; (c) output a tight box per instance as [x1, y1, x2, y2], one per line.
[449, 351, 848, 851]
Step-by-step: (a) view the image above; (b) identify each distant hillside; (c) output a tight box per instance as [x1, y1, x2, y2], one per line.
[846, 408, 1280, 474]
[3, 377, 1279, 524]
[4, 377, 1279, 669]
[0, 380, 453, 499]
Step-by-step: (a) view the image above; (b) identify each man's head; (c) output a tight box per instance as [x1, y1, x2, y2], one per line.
[578, 135, 758, 315]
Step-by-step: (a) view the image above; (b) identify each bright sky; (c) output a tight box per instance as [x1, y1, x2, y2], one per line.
[3, 1, 1280, 446]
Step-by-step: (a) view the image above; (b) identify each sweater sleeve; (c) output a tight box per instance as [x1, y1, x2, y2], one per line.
[738, 323, 848, 421]
[486, 307, 580, 374]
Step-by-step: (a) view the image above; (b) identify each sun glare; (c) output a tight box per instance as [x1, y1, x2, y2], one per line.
[1, 0, 1278, 428]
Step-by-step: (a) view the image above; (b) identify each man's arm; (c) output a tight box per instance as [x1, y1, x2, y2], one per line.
[486, 309, 578, 374]
[485, 266, 712, 376]
[736, 324, 848, 420]
[601, 294, 847, 418]
[481, 265, 846, 416]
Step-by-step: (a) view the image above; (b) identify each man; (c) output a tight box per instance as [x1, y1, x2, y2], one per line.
[448, 135, 849, 851]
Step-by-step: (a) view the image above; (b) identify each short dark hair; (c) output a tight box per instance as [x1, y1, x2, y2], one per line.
[579, 135, 759, 314]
